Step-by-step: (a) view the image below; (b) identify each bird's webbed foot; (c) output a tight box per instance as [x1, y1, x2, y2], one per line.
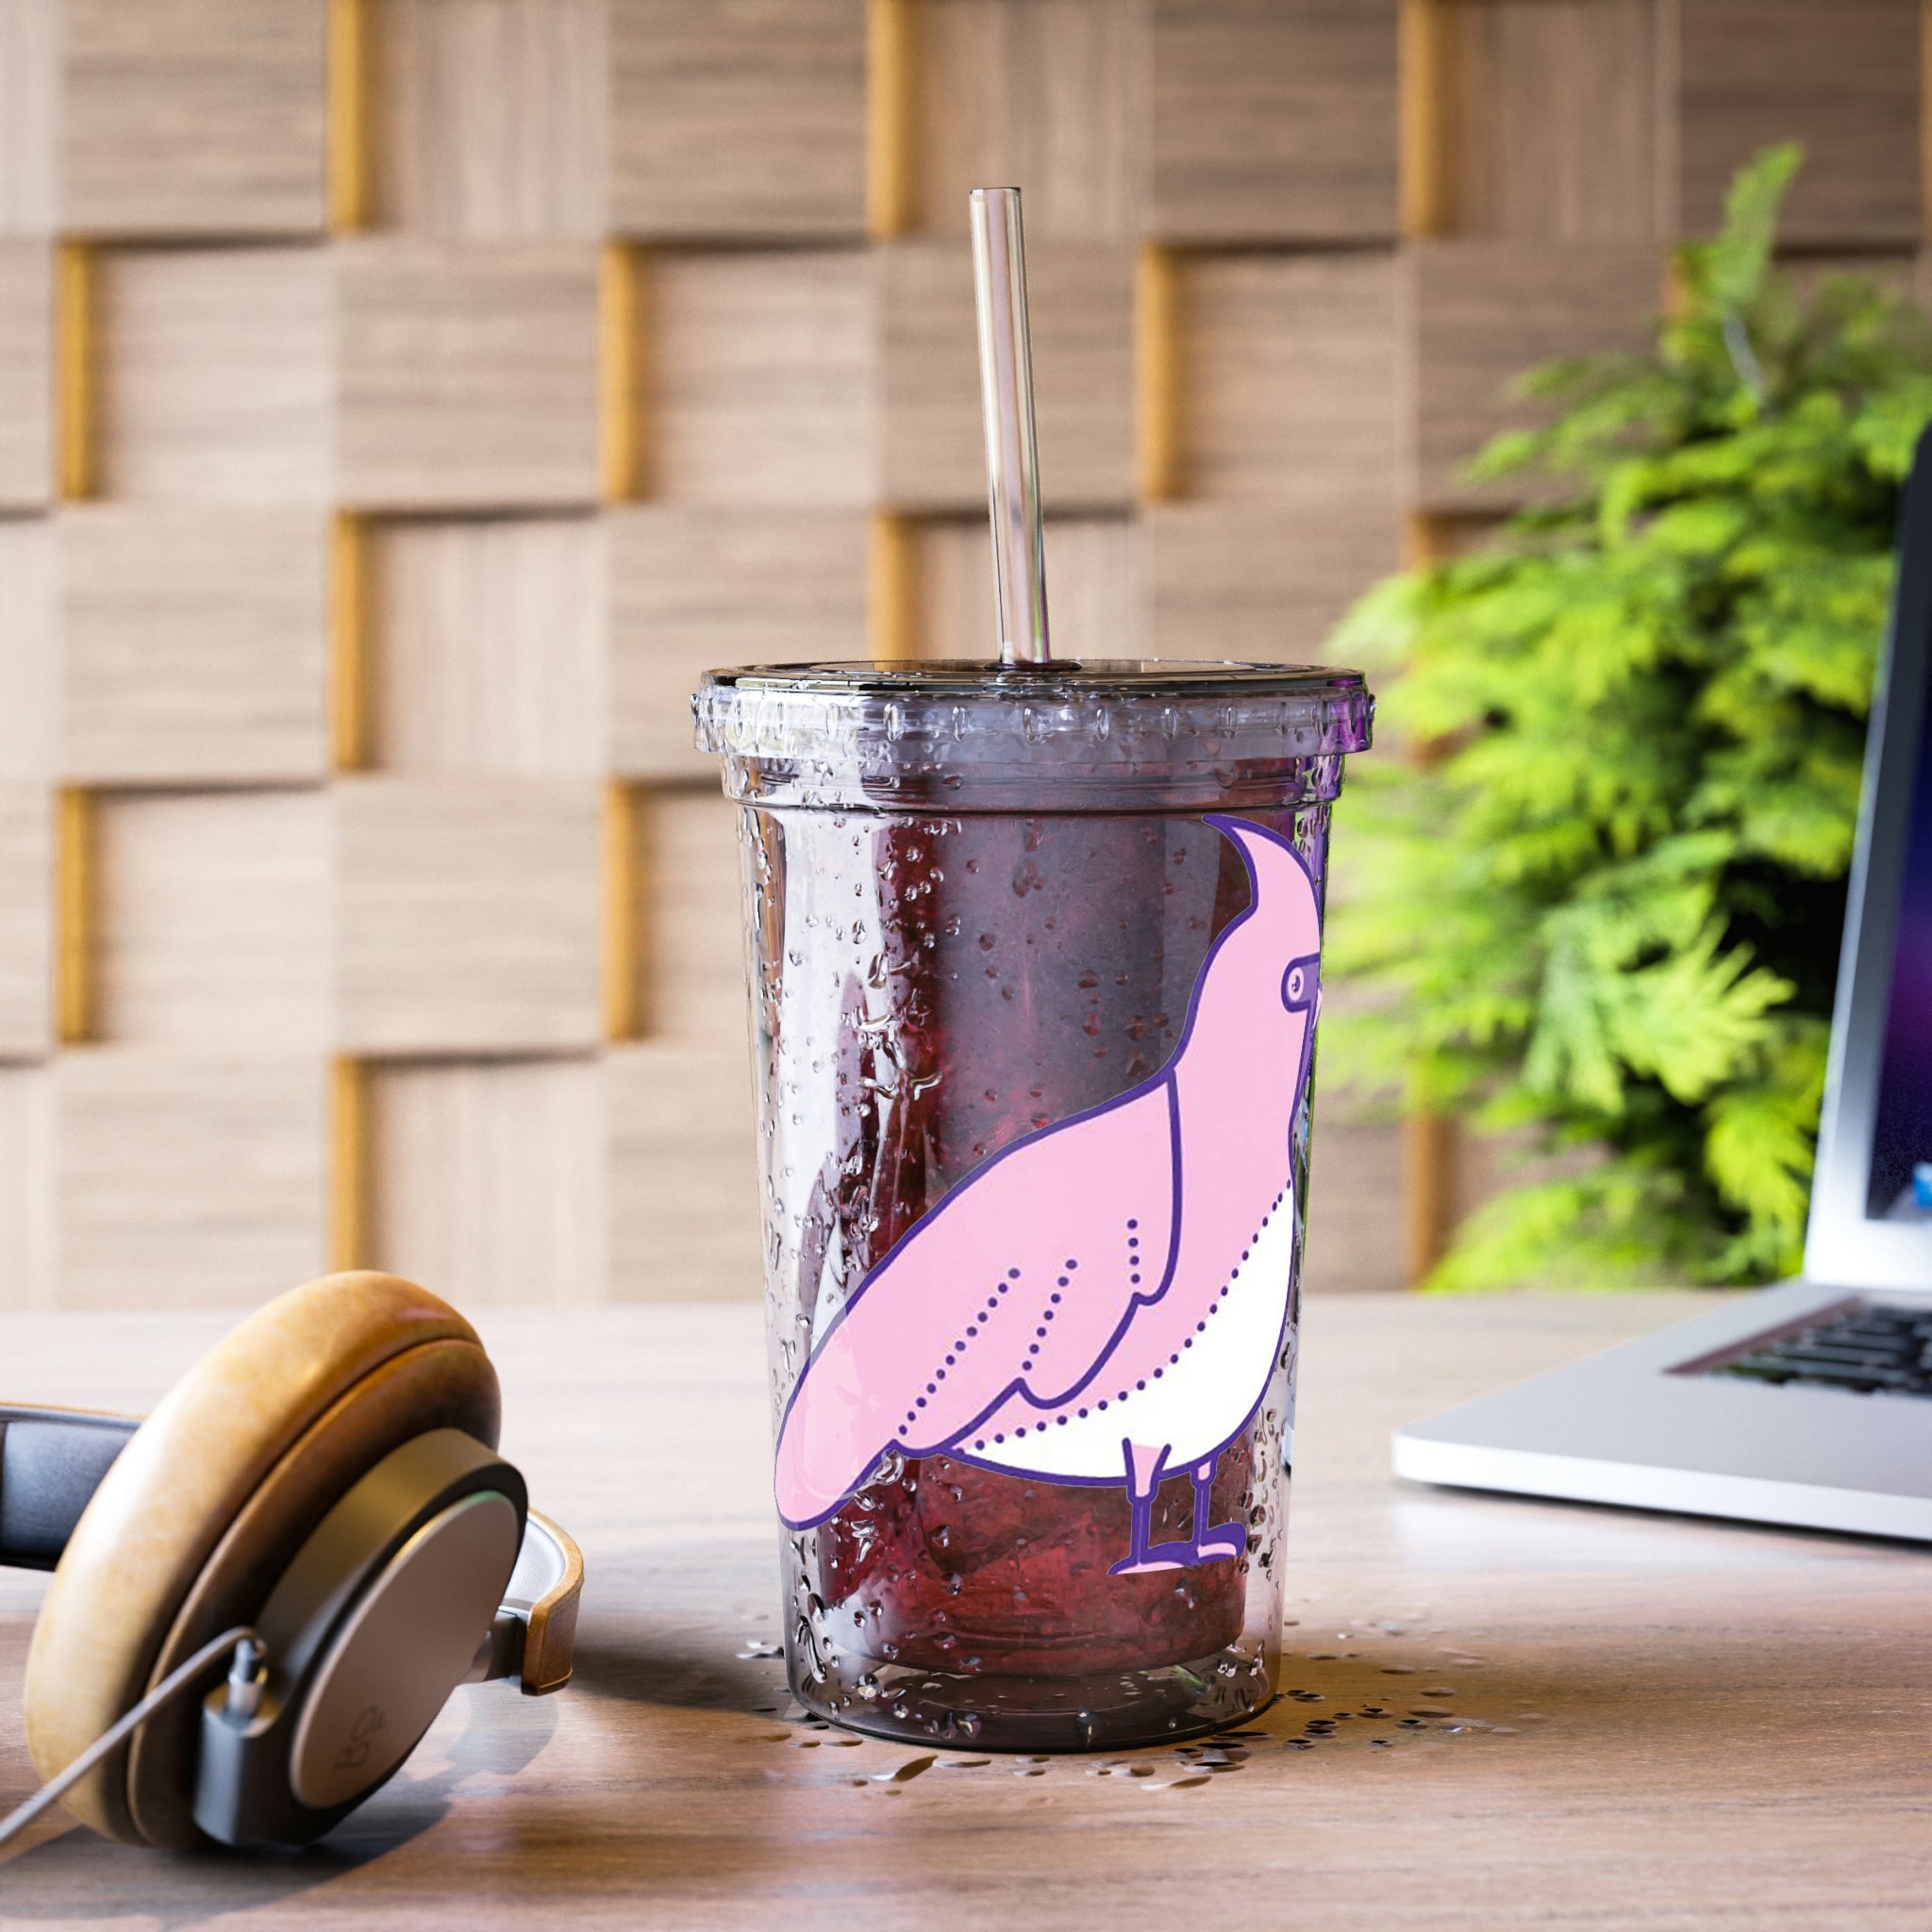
[1185, 1457, 1244, 1565]
[1191, 1521, 1247, 1563]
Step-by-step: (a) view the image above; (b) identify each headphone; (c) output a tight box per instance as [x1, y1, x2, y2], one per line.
[1, 1271, 582, 1853]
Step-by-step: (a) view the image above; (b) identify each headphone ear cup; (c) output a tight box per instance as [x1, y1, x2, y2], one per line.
[23, 1273, 499, 1850]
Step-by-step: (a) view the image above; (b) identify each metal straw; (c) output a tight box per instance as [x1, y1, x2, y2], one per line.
[969, 188, 1050, 665]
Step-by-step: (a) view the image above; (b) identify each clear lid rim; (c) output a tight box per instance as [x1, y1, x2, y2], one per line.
[698, 657, 1367, 699]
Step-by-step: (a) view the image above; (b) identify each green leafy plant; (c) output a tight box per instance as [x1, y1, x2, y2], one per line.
[1326, 147, 1932, 1289]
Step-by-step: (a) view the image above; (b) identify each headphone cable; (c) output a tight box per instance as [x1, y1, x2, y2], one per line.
[0, 1625, 262, 1854]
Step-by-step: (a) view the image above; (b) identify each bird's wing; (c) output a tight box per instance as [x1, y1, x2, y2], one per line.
[773, 1077, 1180, 1527]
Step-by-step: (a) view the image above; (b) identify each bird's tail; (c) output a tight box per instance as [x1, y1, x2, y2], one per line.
[773, 1313, 895, 1530]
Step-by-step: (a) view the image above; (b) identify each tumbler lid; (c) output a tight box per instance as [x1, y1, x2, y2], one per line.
[694, 659, 1373, 812]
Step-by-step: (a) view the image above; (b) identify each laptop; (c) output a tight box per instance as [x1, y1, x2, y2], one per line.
[1391, 428, 1932, 1543]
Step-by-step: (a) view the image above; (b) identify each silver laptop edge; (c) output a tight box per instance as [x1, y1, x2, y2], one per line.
[1392, 427, 1932, 1542]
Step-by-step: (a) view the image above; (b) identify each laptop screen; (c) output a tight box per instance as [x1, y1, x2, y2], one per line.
[1807, 425, 1932, 1285]
[1867, 639, 1932, 1221]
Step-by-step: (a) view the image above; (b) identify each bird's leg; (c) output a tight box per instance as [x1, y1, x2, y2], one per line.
[1189, 1456, 1245, 1564]
[1191, 1460, 1213, 1537]
[1109, 1442, 1184, 1575]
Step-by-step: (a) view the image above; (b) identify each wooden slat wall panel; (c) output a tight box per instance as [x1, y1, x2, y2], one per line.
[370, 1056, 608, 1302]
[608, 508, 868, 779]
[336, 240, 602, 508]
[0, 515, 56, 780]
[608, 0, 867, 239]
[0, 241, 52, 506]
[1179, 253, 1402, 508]
[1149, 0, 1401, 242]
[0, 786, 52, 1058]
[1674, 0, 1921, 246]
[1403, 241, 1659, 509]
[371, 0, 608, 239]
[1303, 1119, 1407, 1294]
[58, 0, 328, 236]
[0, 1066, 53, 1307]
[1440, 0, 1661, 244]
[915, 514, 1141, 661]
[336, 777, 603, 1053]
[59, 507, 330, 783]
[1793, 253, 1921, 304]
[908, 516, 992, 662]
[54, 1049, 327, 1306]
[640, 790, 750, 1047]
[6, 0, 1916, 1306]
[880, 239, 1134, 509]
[607, 1040, 760, 1300]
[648, 249, 876, 507]
[371, 513, 606, 775]
[1146, 505, 1403, 663]
[0, 0, 57, 236]
[93, 790, 332, 1049]
[94, 247, 333, 505]
[911, 0, 1141, 242]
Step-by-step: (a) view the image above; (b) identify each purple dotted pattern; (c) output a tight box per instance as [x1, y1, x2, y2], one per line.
[964, 1191, 1287, 1451]
[899, 1268, 1018, 1441]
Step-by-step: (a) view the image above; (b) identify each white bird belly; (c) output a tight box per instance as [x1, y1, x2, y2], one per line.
[961, 1179, 1295, 1482]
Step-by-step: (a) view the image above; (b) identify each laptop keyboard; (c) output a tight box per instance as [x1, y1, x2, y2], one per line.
[1712, 1302, 1932, 1397]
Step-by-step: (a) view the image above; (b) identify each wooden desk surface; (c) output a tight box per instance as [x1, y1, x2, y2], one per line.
[1, 1291, 1926, 1930]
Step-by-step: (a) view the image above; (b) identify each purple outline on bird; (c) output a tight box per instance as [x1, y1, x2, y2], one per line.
[774, 816, 1323, 1575]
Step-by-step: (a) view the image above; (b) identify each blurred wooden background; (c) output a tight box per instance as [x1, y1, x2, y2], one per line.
[0, 0, 1922, 1308]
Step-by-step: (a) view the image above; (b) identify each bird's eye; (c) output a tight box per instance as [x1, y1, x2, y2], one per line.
[1281, 957, 1319, 1010]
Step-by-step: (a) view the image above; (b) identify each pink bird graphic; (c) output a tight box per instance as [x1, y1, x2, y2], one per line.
[773, 815, 1323, 1574]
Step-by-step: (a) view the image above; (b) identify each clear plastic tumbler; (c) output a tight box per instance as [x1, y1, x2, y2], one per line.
[696, 658, 1372, 1751]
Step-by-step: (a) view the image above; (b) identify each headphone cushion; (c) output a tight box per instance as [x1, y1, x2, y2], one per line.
[23, 1272, 500, 1848]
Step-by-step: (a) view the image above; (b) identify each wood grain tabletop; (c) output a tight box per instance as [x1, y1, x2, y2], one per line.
[1, 1290, 1926, 1930]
